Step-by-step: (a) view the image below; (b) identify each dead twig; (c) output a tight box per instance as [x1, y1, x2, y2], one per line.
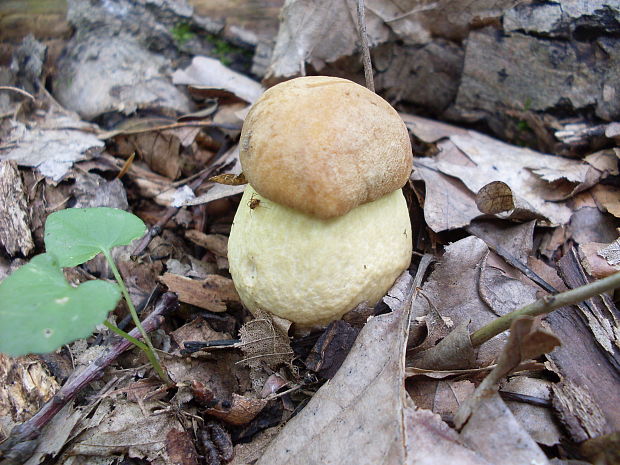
[356, 0, 375, 92]
[0, 86, 35, 101]
[470, 271, 620, 347]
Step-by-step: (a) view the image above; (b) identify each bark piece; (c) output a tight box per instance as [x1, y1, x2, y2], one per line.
[544, 249, 620, 438]
[456, 28, 620, 121]
[159, 273, 240, 312]
[0, 160, 34, 256]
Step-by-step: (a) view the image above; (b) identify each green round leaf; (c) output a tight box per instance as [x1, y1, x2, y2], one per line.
[0, 254, 121, 356]
[44, 207, 147, 267]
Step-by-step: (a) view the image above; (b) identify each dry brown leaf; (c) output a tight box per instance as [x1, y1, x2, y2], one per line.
[468, 219, 536, 264]
[579, 242, 620, 279]
[454, 316, 560, 430]
[460, 393, 551, 465]
[409, 322, 476, 370]
[407, 379, 475, 422]
[173, 56, 264, 104]
[119, 129, 187, 179]
[23, 402, 86, 465]
[478, 262, 539, 317]
[402, 113, 469, 143]
[170, 317, 232, 355]
[165, 354, 243, 402]
[450, 318, 559, 465]
[475, 180, 515, 214]
[404, 408, 492, 465]
[0, 91, 104, 182]
[412, 157, 481, 232]
[165, 429, 200, 465]
[205, 393, 267, 426]
[159, 272, 240, 312]
[568, 205, 619, 245]
[64, 400, 186, 465]
[411, 236, 508, 365]
[590, 184, 620, 218]
[584, 149, 620, 176]
[255, 273, 414, 465]
[179, 147, 247, 208]
[414, 128, 600, 228]
[502, 376, 561, 447]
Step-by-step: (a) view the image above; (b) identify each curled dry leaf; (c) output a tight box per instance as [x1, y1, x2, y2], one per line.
[579, 241, 620, 279]
[205, 393, 268, 426]
[591, 184, 620, 218]
[476, 181, 514, 214]
[409, 321, 476, 371]
[454, 316, 560, 430]
[208, 173, 247, 186]
[476, 181, 545, 221]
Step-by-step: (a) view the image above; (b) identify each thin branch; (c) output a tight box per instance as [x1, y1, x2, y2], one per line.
[470, 271, 620, 347]
[356, 0, 375, 92]
[0, 86, 35, 101]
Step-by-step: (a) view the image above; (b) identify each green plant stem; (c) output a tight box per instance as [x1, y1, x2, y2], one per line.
[102, 321, 148, 351]
[471, 271, 620, 347]
[102, 250, 171, 384]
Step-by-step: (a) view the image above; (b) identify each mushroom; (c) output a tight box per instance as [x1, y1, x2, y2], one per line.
[228, 76, 412, 327]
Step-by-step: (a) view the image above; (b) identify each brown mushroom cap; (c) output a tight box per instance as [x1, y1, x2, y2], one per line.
[239, 76, 413, 218]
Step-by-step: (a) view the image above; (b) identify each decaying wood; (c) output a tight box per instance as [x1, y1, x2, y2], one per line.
[159, 273, 240, 312]
[0, 160, 34, 257]
[544, 249, 620, 439]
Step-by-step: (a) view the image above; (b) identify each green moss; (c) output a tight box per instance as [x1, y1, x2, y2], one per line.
[205, 34, 252, 66]
[171, 22, 195, 46]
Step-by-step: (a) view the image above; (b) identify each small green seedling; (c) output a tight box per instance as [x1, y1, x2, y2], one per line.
[0, 207, 169, 383]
